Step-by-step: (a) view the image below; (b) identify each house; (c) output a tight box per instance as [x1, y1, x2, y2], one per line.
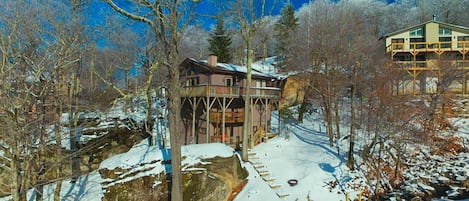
[179, 55, 282, 147]
[384, 20, 469, 95]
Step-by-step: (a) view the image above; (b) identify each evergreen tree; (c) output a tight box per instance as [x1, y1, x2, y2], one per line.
[274, 3, 298, 68]
[208, 17, 233, 63]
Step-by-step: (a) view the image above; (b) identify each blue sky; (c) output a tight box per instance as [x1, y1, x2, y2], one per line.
[195, 0, 396, 29]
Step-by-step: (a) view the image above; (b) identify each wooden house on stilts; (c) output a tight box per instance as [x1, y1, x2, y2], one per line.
[383, 20, 469, 95]
[179, 55, 282, 147]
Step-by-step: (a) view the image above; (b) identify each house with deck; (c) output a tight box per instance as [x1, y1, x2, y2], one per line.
[179, 55, 282, 147]
[384, 20, 469, 95]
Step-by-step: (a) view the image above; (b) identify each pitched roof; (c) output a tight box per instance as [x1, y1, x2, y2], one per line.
[181, 58, 283, 80]
[382, 20, 469, 39]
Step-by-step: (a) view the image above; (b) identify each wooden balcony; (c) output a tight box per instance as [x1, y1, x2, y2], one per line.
[181, 85, 281, 99]
[209, 111, 244, 124]
[392, 60, 469, 70]
[387, 41, 469, 53]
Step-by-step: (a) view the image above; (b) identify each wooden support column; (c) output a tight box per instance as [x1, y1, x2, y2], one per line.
[264, 99, 267, 132]
[250, 98, 254, 148]
[412, 52, 418, 95]
[463, 53, 468, 96]
[203, 96, 217, 143]
[222, 97, 226, 143]
[189, 97, 201, 144]
[206, 97, 210, 143]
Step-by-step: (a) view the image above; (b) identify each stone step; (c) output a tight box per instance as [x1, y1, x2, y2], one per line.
[269, 184, 281, 189]
[276, 193, 289, 198]
[259, 172, 270, 177]
[263, 177, 275, 183]
[254, 165, 265, 169]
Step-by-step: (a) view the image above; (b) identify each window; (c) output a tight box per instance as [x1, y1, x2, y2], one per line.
[439, 37, 451, 48]
[439, 27, 452, 35]
[256, 80, 266, 88]
[458, 36, 469, 48]
[410, 38, 425, 49]
[409, 28, 423, 37]
[391, 38, 404, 50]
[185, 77, 199, 86]
[459, 36, 469, 41]
[225, 78, 233, 86]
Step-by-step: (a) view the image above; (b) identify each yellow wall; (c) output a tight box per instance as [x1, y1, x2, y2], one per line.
[425, 22, 439, 43]
[385, 32, 409, 48]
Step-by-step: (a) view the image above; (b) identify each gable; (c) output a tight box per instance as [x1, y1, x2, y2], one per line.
[384, 21, 469, 48]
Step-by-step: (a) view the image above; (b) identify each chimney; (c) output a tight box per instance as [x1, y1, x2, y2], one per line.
[208, 55, 217, 67]
[433, 14, 437, 21]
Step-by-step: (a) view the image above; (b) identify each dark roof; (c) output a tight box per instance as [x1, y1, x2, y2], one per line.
[180, 58, 281, 80]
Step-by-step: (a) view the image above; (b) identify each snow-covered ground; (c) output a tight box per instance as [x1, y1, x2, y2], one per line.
[235, 112, 366, 201]
[2, 101, 469, 200]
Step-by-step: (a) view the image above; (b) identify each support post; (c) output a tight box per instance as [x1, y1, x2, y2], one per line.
[222, 97, 226, 143]
[191, 97, 196, 144]
[206, 97, 210, 143]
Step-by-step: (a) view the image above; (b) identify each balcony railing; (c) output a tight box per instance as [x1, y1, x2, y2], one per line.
[181, 85, 281, 99]
[392, 60, 469, 69]
[209, 111, 244, 124]
[387, 41, 469, 53]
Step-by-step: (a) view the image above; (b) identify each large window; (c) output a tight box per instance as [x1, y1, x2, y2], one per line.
[391, 38, 404, 50]
[458, 36, 469, 48]
[410, 28, 423, 37]
[410, 38, 425, 49]
[439, 27, 452, 35]
[439, 37, 452, 48]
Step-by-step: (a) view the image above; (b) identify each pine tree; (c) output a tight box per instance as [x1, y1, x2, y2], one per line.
[208, 17, 233, 63]
[274, 3, 298, 68]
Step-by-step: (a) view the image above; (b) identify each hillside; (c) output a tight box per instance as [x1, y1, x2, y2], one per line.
[1, 103, 468, 200]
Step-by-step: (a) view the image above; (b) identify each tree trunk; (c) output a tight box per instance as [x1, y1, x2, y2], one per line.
[11, 154, 21, 201]
[168, 67, 183, 201]
[347, 64, 357, 170]
[242, 47, 253, 161]
[298, 99, 307, 123]
[333, 97, 341, 139]
[146, 88, 154, 146]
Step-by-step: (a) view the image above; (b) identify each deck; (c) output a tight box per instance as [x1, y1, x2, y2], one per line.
[387, 41, 469, 53]
[181, 85, 281, 99]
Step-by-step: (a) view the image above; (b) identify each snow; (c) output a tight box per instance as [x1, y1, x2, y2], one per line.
[194, 57, 285, 80]
[181, 143, 235, 171]
[2, 93, 469, 201]
[234, 120, 363, 201]
[100, 139, 164, 170]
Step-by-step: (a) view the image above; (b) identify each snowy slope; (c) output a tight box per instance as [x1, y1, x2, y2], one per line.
[2, 99, 469, 200]
[235, 112, 365, 201]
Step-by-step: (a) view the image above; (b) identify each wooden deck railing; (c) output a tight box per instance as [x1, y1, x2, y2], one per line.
[181, 85, 281, 98]
[392, 60, 469, 70]
[387, 41, 469, 53]
[209, 111, 244, 124]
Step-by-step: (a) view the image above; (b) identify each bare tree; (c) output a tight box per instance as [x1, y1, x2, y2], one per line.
[103, 1, 202, 200]
[215, 0, 277, 161]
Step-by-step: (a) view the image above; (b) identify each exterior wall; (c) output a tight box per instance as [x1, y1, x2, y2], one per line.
[385, 32, 409, 47]
[425, 22, 439, 43]
[386, 22, 469, 51]
[179, 59, 281, 146]
[210, 74, 237, 86]
[386, 21, 469, 95]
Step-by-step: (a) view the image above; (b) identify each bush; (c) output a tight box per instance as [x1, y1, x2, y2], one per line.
[279, 107, 294, 119]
